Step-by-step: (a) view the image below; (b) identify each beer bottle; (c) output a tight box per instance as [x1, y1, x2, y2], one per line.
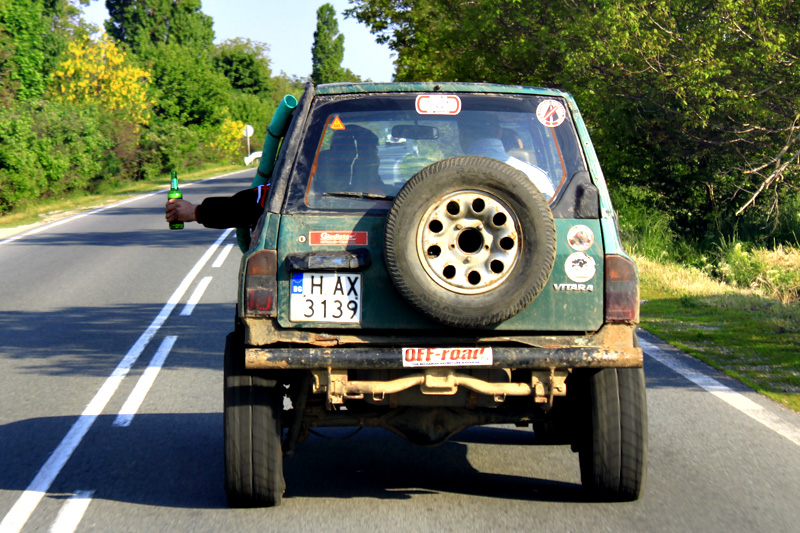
[168, 171, 184, 230]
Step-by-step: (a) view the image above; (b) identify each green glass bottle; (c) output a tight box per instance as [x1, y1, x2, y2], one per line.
[168, 171, 184, 229]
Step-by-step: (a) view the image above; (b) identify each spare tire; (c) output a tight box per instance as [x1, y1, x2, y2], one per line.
[384, 156, 556, 328]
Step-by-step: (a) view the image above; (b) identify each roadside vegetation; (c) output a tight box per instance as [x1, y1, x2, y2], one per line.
[0, 1, 353, 217]
[618, 199, 800, 412]
[637, 255, 800, 412]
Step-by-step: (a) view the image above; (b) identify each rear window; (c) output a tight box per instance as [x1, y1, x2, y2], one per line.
[284, 93, 587, 213]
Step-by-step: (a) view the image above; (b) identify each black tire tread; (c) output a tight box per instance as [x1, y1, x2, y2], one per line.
[384, 156, 556, 328]
[579, 368, 648, 501]
[223, 331, 284, 507]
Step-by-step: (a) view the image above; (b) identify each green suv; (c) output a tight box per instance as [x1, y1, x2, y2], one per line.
[224, 82, 646, 506]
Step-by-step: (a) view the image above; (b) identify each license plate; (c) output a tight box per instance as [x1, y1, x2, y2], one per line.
[403, 347, 494, 367]
[290, 272, 362, 323]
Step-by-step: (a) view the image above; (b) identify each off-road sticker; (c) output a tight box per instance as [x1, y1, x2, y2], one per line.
[415, 94, 462, 115]
[565, 252, 596, 283]
[403, 347, 493, 367]
[536, 99, 566, 128]
[567, 225, 594, 251]
[309, 230, 368, 246]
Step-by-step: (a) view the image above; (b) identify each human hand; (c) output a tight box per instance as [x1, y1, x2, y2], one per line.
[165, 198, 197, 223]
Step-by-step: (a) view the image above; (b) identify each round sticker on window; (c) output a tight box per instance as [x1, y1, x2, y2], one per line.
[536, 99, 567, 128]
[567, 225, 594, 252]
[565, 252, 596, 283]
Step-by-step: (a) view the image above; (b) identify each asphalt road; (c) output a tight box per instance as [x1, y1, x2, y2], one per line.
[2, 169, 800, 532]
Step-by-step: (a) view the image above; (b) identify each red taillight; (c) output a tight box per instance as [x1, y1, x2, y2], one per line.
[604, 255, 640, 323]
[244, 250, 277, 317]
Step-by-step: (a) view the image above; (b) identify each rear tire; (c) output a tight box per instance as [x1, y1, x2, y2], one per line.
[578, 368, 648, 501]
[224, 331, 284, 507]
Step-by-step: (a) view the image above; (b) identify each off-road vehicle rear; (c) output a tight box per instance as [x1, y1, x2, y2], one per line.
[224, 82, 646, 507]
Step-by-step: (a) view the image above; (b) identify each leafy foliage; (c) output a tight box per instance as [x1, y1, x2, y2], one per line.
[347, 0, 800, 242]
[49, 33, 153, 130]
[105, 0, 214, 54]
[0, 0, 88, 101]
[147, 42, 231, 127]
[213, 38, 274, 96]
[207, 118, 247, 161]
[311, 3, 360, 84]
[0, 101, 113, 212]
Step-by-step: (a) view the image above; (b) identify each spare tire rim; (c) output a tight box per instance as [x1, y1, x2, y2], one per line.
[416, 190, 521, 294]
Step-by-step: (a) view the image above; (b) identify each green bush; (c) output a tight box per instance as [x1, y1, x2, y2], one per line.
[715, 239, 767, 288]
[0, 101, 115, 213]
[0, 106, 43, 211]
[138, 120, 195, 178]
[612, 185, 683, 261]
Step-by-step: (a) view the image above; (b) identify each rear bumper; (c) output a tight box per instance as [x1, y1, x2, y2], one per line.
[245, 344, 642, 370]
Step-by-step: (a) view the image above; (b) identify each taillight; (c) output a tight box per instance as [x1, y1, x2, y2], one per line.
[244, 250, 277, 317]
[604, 254, 640, 323]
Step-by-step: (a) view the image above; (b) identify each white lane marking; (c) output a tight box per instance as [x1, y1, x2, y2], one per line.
[113, 336, 178, 427]
[641, 337, 800, 447]
[0, 194, 158, 246]
[212, 243, 234, 268]
[0, 228, 233, 533]
[180, 276, 213, 316]
[0, 170, 246, 247]
[48, 490, 94, 533]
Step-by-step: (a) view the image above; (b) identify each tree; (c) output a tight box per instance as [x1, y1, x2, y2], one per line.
[105, 0, 228, 127]
[0, 0, 87, 101]
[311, 3, 360, 84]
[213, 38, 274, 97]
[147, 42, 230, 126]
[105, 0, 215, 54]
[347, 0, 800, 239]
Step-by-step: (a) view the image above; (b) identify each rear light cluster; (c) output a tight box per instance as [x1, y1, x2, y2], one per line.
[604, 254, 640, 323]
[244, 250, 278, 317]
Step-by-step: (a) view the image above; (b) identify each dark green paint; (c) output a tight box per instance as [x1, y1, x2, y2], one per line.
[270, 215, 603, 331]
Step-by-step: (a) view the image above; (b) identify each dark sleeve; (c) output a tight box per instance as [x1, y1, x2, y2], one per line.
[195, 186, 267, 229]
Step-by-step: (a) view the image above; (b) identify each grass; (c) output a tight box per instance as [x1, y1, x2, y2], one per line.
[637, 255, 800, 412]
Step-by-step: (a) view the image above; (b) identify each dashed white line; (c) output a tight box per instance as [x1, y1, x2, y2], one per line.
[212, 243, 234, 268]
[180, 276, 213, 316]
[113, 336, 178, 428]
[49, 490, 94, 533]
[641, 337, 800, 447]
[0, 228, 233, 533]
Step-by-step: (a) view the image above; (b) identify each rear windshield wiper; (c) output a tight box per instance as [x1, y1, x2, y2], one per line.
[323, 191, 395, 201]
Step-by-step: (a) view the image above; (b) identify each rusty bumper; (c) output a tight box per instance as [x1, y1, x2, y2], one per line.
[245, 345, 642, 370]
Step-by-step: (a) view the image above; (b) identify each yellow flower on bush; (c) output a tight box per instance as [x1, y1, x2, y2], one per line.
[50, 33, 153, 131]
[207, 118, 246, 160]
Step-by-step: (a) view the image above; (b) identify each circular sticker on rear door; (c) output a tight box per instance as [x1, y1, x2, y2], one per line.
[536, 99, 567, 128]
[565, 252, 596, 283]
[567, 225, 594, 251]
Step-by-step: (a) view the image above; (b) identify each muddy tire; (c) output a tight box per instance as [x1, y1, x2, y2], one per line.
[223, 331, 284, 507]
[578, 368, 648, 501]
[384, 156, 556, 328]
